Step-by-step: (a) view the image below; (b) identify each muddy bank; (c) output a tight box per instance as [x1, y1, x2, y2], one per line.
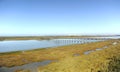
[0, 60, 54, 72]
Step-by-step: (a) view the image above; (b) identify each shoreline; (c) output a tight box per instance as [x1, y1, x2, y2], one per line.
[0, 39, 116, 67]
[0, 39, 119, 72]
[0, 35, 118, 41]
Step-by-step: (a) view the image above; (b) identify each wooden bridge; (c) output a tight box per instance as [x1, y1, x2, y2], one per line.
[53, 38, 111, 45]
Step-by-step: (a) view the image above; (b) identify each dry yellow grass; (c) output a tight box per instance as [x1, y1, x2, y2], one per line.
[0, 39, 119, 72]
[38, 40, 120, 72]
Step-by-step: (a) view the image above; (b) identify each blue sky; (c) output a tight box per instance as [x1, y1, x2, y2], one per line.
[0, 0, 120, 36]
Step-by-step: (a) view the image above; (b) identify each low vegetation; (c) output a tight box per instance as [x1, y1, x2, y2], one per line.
[0, 40, 116, 66]
[38, 40, 120, 72]
[0, 39, 119, 72]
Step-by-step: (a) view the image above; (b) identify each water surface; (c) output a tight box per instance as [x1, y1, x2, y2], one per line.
[0, 60, 52, 72]
[0, 39, 102, 53]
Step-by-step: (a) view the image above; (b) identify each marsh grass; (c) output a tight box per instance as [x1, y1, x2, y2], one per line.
[0, 39, 119, 72]
[38, 40, 120, 72]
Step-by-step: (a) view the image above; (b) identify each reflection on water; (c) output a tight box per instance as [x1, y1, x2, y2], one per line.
[0, 60, 52, 72]
[0, 39, 103, 53]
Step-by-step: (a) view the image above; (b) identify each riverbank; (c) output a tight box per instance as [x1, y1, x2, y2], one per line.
[0, 40, 117, 67]
[0, 39, 120, 72]
[38, 40, 120, 72]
